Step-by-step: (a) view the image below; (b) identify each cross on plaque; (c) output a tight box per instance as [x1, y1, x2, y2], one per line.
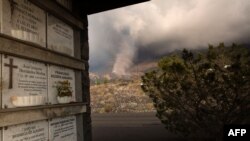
[4, 58, 18, 89]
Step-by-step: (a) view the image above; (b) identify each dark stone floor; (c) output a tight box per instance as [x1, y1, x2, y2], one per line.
[92, 112, 184, 141]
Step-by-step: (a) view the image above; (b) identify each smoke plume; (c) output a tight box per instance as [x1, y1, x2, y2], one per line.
[88, 0, 250, 75]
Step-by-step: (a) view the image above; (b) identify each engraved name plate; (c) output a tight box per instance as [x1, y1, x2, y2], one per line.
[3, 120, 49, 141]
[47, 14, 74, 56]
[49, 116, 77, 141]
[48, 65, 75, 104]
[2, 55, 47, 108]
[0, 0, 46, 46]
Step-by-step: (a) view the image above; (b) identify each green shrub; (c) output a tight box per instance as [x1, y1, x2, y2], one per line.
[141, 43, 250, 140]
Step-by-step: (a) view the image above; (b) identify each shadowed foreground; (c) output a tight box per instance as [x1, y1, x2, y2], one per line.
[92, 112, 184, 141]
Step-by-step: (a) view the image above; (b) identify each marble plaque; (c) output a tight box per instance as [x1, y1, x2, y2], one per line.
[2, 55, 47, 108]
[56, 0, 72, 10]
[48, 65, 75, 104]
[47, 14, 74, 56]
[0, 0, 46, 46]
[3, 120, 48, 141]
[49, 116, 77, 141]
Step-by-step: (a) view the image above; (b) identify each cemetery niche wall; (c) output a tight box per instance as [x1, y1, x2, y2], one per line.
[0, 0, 89, 141]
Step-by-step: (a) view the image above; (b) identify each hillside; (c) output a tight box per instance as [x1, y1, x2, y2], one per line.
[90, 78, 155, 113]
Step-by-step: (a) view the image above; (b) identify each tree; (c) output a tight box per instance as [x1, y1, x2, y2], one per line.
[141, 43, 250, 140]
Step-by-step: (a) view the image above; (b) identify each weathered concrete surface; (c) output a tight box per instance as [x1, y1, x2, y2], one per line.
[92, 112, 184, 141]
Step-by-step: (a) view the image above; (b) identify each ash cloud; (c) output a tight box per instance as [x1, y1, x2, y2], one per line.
[88, 0, 250, 75]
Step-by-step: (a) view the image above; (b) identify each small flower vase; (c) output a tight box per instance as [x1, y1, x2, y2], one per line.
[57, 96, 72, 104]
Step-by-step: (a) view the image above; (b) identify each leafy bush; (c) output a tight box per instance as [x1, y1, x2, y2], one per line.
[141, 43, 250, 139]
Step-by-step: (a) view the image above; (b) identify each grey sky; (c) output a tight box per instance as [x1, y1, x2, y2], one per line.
[88, 0, 250, 75]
